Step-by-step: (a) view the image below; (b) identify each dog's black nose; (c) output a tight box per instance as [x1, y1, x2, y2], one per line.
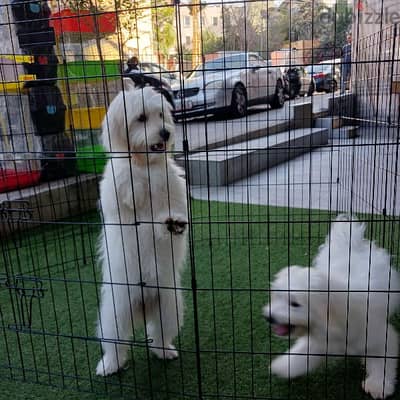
[265, 315, 276, 324]
[159, 128, 170, 141]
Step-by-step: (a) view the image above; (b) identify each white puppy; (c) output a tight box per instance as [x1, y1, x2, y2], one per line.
[263, 215, 400, 399]
[96, 84, 188, 376]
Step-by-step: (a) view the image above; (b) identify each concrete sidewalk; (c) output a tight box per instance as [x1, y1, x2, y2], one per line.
[190, 126, 400, 216]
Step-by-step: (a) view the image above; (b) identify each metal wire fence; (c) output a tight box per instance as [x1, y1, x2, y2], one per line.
[0, 0, 400, 399]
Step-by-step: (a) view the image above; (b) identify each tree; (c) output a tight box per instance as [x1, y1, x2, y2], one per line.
[334, 1, 353, 47]
[190, 1, 202, 68]
[222, 4, 259, 51]
[220, 3, 290, 58]
[60, 0, 135, 104]
[62, 0, 146, 50]
[284, 1, 323, 41]
[276, 0, 353, 61]
[152, 1, 175, 62]
[116, 0, 146, 49]
[201, 29, 223, 55]
[262, 6, 290, 56]
[313, 1, 353, 60]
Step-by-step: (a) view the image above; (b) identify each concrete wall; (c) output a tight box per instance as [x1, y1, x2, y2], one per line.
[352, 0, 400, 126]
[0, 174, 99, 237]
[337, 0, 400, 217]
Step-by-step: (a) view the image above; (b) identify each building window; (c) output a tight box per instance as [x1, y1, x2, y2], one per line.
[213, 17, 218, 26]
[184, 16, 190, 27]
[185, 36, 191, 46]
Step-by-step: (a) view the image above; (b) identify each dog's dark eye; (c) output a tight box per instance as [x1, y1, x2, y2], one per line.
[138, 113, 147, 122]
[290, 301, 301, 308]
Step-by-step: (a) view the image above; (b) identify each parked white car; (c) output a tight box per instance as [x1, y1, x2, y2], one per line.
[172, 52, 285, 119]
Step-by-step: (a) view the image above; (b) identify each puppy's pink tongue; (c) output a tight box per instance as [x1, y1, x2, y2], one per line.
[272, 324, 290, 336]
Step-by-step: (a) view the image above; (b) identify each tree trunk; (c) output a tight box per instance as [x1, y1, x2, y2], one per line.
[191, 2, 202, 68]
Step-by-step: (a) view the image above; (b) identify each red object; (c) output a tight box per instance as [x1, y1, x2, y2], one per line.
[313, 73, 326, 79]
[0, 169, 41, 193]
[38, 55, 49, 65]
[50, 8, 117, 35]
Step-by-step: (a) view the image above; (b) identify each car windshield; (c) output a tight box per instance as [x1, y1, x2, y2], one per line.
[188, 54, 248, 78]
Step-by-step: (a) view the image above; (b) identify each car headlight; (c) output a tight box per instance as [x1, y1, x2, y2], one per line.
[205, 80, 224, 89]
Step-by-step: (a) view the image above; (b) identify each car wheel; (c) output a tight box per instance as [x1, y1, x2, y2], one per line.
[307, 81, 315, 97]
[270, 80, 285, 109]
[288, 84, 297, 99]
[230, 84, 247, 118]
[326, 80, 338, 93]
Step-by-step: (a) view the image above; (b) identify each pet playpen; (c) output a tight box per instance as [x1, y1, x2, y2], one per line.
[0, 0, 399, 399]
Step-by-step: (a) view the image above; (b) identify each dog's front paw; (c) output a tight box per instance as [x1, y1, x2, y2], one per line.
[95, 354, 128, 376]
[166, 218, 187, 235]
[271, 354, 311, 379]
[362, 376, 395, 399]
[151, 344, 179, 360]
[270, 355, 290, 378]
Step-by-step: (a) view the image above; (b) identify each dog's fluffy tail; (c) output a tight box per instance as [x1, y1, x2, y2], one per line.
[313, 214, 367, 273]
[316, 214, 400, 314]
[328, 214, 366, 252]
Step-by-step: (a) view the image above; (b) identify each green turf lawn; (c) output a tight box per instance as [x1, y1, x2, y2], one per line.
[1, 200, 399, 400]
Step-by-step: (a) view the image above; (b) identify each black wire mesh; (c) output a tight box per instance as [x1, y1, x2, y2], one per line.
[0, 0, 400, 399]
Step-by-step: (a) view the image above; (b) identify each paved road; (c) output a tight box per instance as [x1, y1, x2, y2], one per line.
[175, 92, 333, 152]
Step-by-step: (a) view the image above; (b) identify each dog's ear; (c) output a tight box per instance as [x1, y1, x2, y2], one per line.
[102, 91, 130, 153]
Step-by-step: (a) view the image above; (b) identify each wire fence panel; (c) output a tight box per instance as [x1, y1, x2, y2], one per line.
[0, 0, 400, 399]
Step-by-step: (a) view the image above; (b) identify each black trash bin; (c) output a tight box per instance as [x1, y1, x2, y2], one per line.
[28, 85, 66, 135]
[11, 0, 51, 34]
[40, 132, 76, 181]
[23, 46, 58, 86]
[17, 28, 56, 49]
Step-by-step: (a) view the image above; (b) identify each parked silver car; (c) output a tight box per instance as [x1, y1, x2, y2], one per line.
[139, 62, 180, 87]
[172, 52, 285, 119]
[124, 63, 176, 108]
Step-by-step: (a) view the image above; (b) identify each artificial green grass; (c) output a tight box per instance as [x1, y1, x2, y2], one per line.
[0, 201, 399, 400]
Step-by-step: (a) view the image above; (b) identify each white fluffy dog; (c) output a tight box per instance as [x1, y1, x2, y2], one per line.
[96, 84, 188, 376]
[263, 215, 400, 399]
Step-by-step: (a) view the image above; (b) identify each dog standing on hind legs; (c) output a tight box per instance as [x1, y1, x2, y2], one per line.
[96, 84, 188, 376]
[264, 215, 400, 399]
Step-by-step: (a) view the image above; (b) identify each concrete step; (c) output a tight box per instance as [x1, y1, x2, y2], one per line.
[331, 125, 359, 139]
[0, 174, 99, 237]
[315, 115, 344, 131]
[328, 92, 355, 117]
[177, 127, 328, 186]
